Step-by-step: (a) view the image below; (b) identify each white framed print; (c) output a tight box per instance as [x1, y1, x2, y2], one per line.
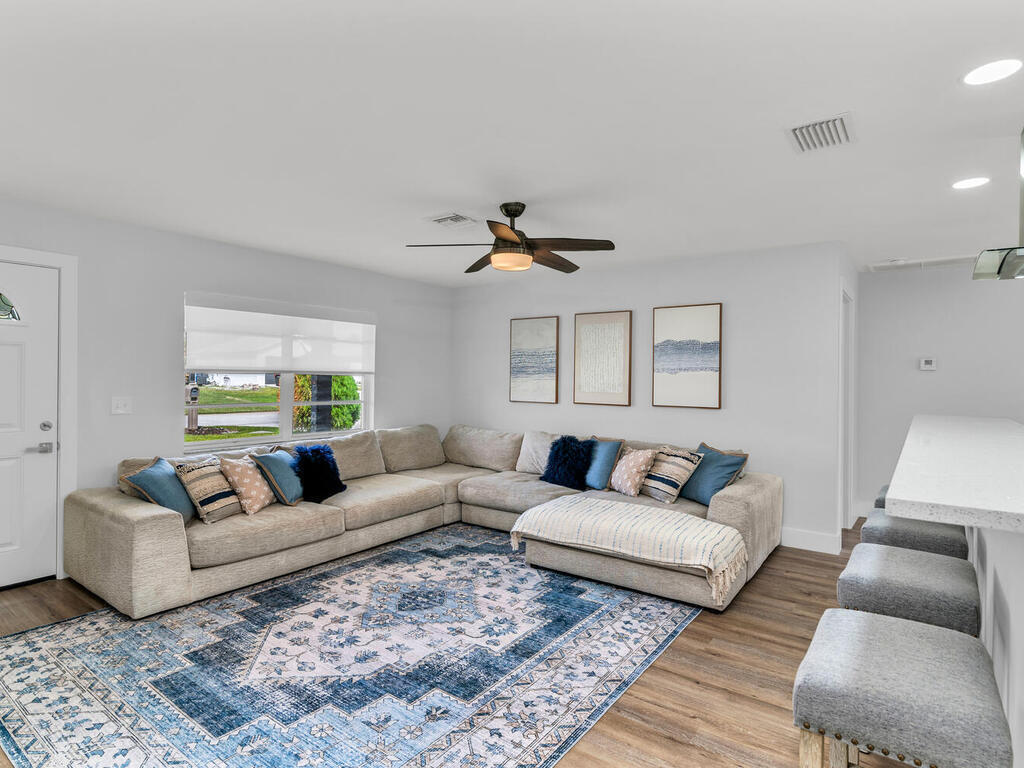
[573, 310, 631, 406]
[509, 316, 559, 403]
[652, 302, 722, 409]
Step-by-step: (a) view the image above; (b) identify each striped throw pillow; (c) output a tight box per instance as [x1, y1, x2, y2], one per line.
[174, 459, 243, 524]
[641, 450, 704, 504]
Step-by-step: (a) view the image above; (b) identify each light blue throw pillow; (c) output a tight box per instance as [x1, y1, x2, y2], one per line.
[120, 458, 196, 522]
[679, 444, 748, 506]
[252, 450, 303, 505]
[585, 439, 624, 490]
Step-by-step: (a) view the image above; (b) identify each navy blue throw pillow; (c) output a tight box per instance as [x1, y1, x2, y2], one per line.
[540, 436, 596, 490]
[293, 444, 346, 503]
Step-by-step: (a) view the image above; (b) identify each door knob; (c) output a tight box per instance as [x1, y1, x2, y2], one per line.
[28, 442, 54, 454]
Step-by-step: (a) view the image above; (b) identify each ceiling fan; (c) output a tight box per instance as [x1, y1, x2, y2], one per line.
[406, 202, 615, 273]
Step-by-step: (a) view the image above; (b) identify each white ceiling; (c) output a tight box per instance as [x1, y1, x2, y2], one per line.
[1, 0, 1022, 286]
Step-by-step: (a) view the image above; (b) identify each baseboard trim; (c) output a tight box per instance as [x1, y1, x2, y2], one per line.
[781, 526, 842, 555]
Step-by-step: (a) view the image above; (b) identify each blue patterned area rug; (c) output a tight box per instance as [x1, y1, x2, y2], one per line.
[0, 524, 699, 767]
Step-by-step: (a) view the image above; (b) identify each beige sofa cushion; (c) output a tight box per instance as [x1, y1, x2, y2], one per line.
[457, 471, 580, 514]
[376, 425, 445, 472]
[324, 473, 443, 530]
[396, 463, 495, 504]
[515, 430, 559, 474]
[328, 430, 386, 480]
[442, 425, 524, 472]
[577, 489, 709, 519]
[185, 501, 345, 568]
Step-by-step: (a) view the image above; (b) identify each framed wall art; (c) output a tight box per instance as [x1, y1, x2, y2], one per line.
[652, 302, 722, 409]
[509, 316, 559, 403]
[573, 310, 631, 406]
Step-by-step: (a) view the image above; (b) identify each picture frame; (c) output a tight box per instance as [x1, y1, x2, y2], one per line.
[573, 310, 632, 406]
[652, 302, 722, 409]
[509, 316, 559, 403]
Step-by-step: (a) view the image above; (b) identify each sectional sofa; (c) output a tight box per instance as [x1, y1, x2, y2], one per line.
[63, 424, 783, 619]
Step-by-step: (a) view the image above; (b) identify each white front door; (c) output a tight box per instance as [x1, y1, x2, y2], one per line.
[0, 261, 59, 586]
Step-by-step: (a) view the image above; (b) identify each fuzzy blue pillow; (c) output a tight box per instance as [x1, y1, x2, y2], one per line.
[293, 444, 346, 503]
[540, 436, 596, 490]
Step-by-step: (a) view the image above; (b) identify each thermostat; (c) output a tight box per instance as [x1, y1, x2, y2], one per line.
[919, 357, 937, 371]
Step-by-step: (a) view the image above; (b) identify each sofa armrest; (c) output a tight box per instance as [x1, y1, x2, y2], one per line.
[706, 472, 783, 580]
[63, 488, 193, 619]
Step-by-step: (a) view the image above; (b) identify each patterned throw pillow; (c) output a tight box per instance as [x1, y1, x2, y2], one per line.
[174, 459, 243, 524]
[220, 456, 276, 515]
[609, 448, 658, 497]
[641, 449, 704, 503]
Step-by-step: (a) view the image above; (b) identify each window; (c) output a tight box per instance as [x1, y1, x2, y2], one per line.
[184, 305, 374, 448]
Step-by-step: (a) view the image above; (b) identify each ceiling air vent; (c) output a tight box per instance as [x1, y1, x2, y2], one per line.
[790, 113, 852, 152]
[428, 212, 477, 229]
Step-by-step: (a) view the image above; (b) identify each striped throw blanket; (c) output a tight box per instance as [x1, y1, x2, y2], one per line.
[510, 494, 747, 606]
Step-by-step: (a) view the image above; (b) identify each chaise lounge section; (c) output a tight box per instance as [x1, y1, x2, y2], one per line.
[64, 424, 783, 618]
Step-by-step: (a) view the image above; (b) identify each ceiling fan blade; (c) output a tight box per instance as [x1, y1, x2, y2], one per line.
[526, 237, 614, 252]
[487, 220, 521, 243]
[531, 249, 579, 273]
[465, 253, 493, 273]
[406, 243, 493, 247]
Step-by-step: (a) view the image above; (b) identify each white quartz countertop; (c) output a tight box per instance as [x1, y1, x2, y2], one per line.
[886, 414, 1024, 532]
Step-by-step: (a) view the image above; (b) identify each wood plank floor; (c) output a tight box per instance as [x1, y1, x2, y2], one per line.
[0, 524, 883, 768]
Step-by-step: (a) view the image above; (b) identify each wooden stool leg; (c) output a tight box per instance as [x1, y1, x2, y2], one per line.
[847, 744, 859, 766]
[828, 739, 848, 768]
[799, 730, 825, 768]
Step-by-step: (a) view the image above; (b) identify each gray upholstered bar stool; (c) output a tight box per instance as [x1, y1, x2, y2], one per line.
[837, 543, 980, 636]
[860, 508, 968, 559]
[793, 609, 1012, 768]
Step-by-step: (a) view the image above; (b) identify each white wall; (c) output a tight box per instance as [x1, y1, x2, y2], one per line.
[451, 242, 851, 552]
[0, 196, 455, 489]
[856, 264, 1024, 512]
[857, 263, 1024, 764]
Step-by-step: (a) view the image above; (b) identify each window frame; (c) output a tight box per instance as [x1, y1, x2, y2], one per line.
[183, 370, 374, 453]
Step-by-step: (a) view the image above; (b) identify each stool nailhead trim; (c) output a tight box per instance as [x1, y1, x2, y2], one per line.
[798, 722, 929, 767]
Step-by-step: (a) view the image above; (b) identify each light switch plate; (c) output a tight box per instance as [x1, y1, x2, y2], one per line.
[919, 357, 937, 371]
[111, 396, 134, 415]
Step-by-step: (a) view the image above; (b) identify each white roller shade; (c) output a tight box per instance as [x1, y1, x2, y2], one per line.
[185, 305, 375, 374]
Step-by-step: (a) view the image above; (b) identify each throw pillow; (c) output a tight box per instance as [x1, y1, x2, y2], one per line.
[293, 444, 346, 503]
[641, 449, 704, 503]
[251, 450, 304, 506]
[220, 456, 276, 515]
[119, 458, 196, 522]
[174, 459, 243, 523]
[680, 444, 749, 505]
[539, 435, 596, 490]
[585, 438, 624, 490]
[609, 447, 658, 497]
[516, 430, 560, 474]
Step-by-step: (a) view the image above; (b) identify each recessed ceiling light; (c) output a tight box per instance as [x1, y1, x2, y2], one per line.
[952, 177, 990, 190]
[963, 59, 1022, 85]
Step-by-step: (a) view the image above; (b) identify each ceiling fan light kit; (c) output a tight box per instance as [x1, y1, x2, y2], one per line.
[490, 245, 534, 271]
[406, 202, 614, 274]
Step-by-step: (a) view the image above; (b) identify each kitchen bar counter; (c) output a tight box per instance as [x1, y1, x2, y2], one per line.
[886, 414, 1024, 533]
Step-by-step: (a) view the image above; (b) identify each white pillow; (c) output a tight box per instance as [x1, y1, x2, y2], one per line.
[516, 430, 560, 474]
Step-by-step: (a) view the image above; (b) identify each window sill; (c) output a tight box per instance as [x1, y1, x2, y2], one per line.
[182, 428, 369, 455]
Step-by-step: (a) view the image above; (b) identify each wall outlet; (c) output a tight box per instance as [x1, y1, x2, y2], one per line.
[111, 396, 134, 415]
[919, 357, 937, 371]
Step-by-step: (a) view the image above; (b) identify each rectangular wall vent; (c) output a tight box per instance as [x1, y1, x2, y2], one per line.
[790, 113, 852, 152]
[866, 255, 976, 272]
[429, 212, 477, 228]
